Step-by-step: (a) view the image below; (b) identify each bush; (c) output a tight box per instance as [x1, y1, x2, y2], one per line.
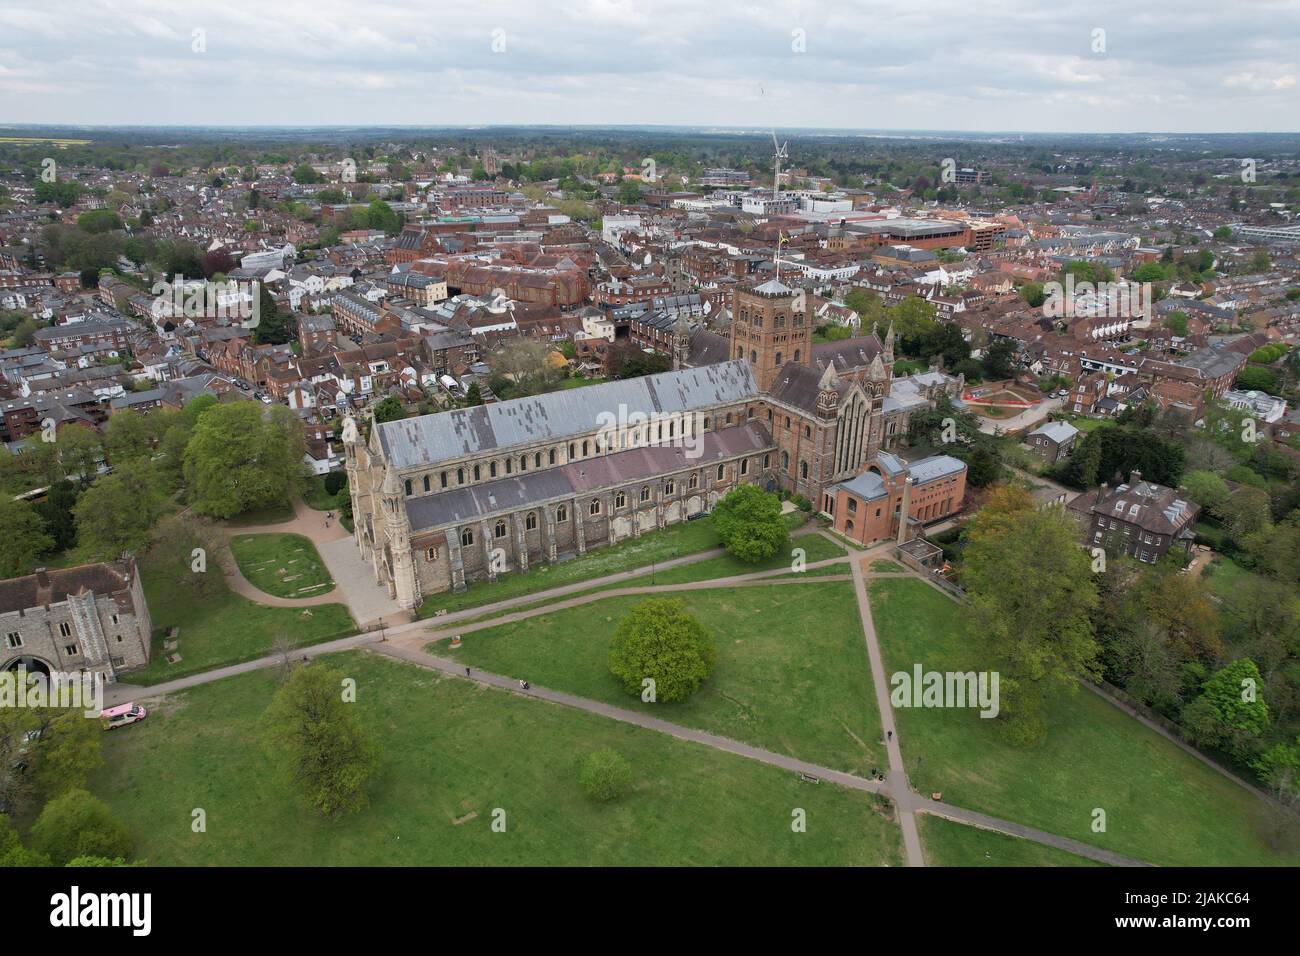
[712, 485, 788, 563]
[608, 598, 716, 702]
[323, 471, 346, 496]
[579, 749, 632, 802]
[30, 789, 132, 866]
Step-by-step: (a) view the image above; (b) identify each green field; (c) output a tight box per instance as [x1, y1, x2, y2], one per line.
[868, 577, 1297, 866]
[870, 559, 906, 573]
[919, 815, 1104, 867]
[129, 547, 355, 686]
[416, 512, 806, 618]
[230, 533, 335, 598]
[95, 652, 904, 866]
[303, 475, 341, 511]
[436, 581, 884, 775]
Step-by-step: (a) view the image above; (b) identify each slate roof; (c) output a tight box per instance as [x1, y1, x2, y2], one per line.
[1028, 421, 1079, 444]
[404, 422, 773, 531]
[376, 360, 760, 469]
[0, 561, 134, 613]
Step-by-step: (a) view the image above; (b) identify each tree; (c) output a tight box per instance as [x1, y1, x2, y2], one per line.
[371, 396, 406, 424]
[1182, 659, 1269, 757]
[73, 460, 161, 560]
[982, 339, 1017, 380]
[105, 410, 156, 463]
[963, 446, 1001, 487]
[30, 789, 132, 866]
[961, 486, 1100, 745]
[29, 709, 104, 799]
[579, 748, 632, 802]
[56, 424, 103, 486]
[0, 815, 50, 867]
[1180, 470, 1230, 511]
[34, 479, 79, 553]
[184, 403, 306, 519]
[252, 283, 294, 345]
[1213, 487, 1272, 544]
[711, 485, 788, 563]
[0, 497, 54, 575]
[463, 382, 484, 407]
[608, 598, 716, 703]
[1018, 282, 1046, 307]
[262, 663, 378, 815]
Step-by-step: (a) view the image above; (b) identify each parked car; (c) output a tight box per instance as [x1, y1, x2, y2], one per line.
[100, 702, 147, 730]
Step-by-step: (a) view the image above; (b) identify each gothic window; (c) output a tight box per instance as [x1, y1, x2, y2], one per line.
[535, 453, 542, 467]
[505, 459, 512, 475]
[775, 314, 785, 329]
[590, 499, 601, 516]
[425, 547, 438, 561]
[794, 349, 801, 363]
[473, 464, 481, 481]
[740, 458, 749, 476]
[525, 512, 537, 531]
[781, 450, 790, 472]
[665, 481, 676, 495]
[490, 461, 498, 478]
[845, 519, 854, 535]
[582, 440, 589, 456]
[5, 633, 20, 649]
[726, 412, 733, 425]
[716, 464, 725, 481]
[805, 425, 812, 438]
[848, 498, 858, 514]
[640, 486, 651, 502]
[556, 505, 568, 522]
[494, 520, 507, 539]
[519, 457, 526, 472]
[775, 352, 782, 366]
[747, 406, 754, 419]
[423, 475, 430, 492]
[549, 449, 556, 465]
[616, 491, 627, 508]
[460, 528, 474, 547]
[767, 409, 773, 422]
[569, 442, 576, 459]
[440, 471, 448, 489]
[689, 473, 699, 489]
[404, 479, 412, 496]
[800, 460, 809, 480]
[457, 468, 465, 485]
[750, 350, 757, 363]
[763, 453, 771, 468]
[753, 314, 762, 328]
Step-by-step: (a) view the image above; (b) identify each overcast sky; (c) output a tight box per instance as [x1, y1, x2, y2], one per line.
[1, 0, 1297, 132]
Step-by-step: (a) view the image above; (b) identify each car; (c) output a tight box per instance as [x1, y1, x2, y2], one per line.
[260, 395, 273, 405]
[100, 702, 147, 730]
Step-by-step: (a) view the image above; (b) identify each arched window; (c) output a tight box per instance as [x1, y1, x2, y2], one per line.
[845, 519, 854, 535]
[494, 519, 507, 539]
[440, 471, 448, 489]
[457, 468, 465, 485]
[805, 425, 812, 438]
[404, 479, 412, 496]
[490, 461, 498, 478]
[549, 449, 556, 465]
[800, 460, 809, 480]
[473, 464, 481, 481]
[640, 486, 651, 502]
[726, 412, 733, 425]
[616, 491, 626, 508]
[582, 440, 589, 456]
[781, 450, 790, 472]
[763, 453, 771, 468]
[703, 417, 711, 430]
[775, 352, 782, 366]
[525, 511, 537, 531]
[750, 350, 757, 363]
[716, 464, 725, 481]
[793, 349, 801, 363]
[460, 528, 474, 547]
[568, 442, 575, 459]
[423, 475, 430, 492]
[589, 499, 601, 516]
[665, 481, 676, 495]
[505, 459, 512, 475]
[775, 314, 786, 329]
[740, 458, 749, 475]
[518, 457, 526, 472]
[535, 453, 542, 468]
[556, 505, 568, 522]
[689, 473, 699, 489]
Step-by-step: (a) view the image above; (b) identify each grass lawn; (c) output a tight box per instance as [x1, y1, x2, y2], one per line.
[223, 501, 296, 526]
[416, 512, 806, 618]
[303, 474, 341, 511]
[128, 549, 355, 686]
[95, 651, 903, 866]
[437, 581, 884, 775]
[868, 577, 1298, 866]
[230, 533, 335, 599]
[919, 815, 1104, 867]
[621, 532, 845, 587]
[870, 559, 906, 573]
[1200, 555, 1255, 603]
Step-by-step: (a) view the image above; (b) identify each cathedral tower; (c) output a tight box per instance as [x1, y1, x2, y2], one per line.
[729, 277, 812, 392]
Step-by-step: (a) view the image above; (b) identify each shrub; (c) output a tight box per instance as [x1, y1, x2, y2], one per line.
[608, 598, 716, 702]
[579, 749, 632, 802]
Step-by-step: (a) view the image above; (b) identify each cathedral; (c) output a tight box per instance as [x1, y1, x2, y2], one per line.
[346, 276, 964, 607]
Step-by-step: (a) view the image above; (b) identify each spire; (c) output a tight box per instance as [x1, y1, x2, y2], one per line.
[381, 468, 401, 497]
[884, 321, 895, 352]
[818, 363, 839, 391]
[868, 352, 887, 381]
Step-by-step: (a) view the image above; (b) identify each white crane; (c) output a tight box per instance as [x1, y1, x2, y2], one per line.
[771, 130, 788, 201]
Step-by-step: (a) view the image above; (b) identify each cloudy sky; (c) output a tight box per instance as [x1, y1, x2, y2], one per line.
[1, 0, 1297, 132]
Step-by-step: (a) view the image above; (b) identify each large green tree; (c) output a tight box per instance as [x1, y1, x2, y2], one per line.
[608, 598, 716, 703]
[30, 789, 132, 866]
[184, 403, 306, 518]
[262, 664, 379, 815]
[961, 485, 1101, 745]
[0, 497, 54, 575]
[711, 485, 788, 563]
[73, 459, 162, 560]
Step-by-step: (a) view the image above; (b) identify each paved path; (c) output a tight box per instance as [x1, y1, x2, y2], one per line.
[848, 551, 926, 866]
[977, 396, 1062, 435]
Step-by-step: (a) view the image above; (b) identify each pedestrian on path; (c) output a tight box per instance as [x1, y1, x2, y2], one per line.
[465, 666, 471, 677]
[887, 730, 893, 741]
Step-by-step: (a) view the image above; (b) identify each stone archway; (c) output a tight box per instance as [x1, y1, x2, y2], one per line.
[3, 655, 52, 679]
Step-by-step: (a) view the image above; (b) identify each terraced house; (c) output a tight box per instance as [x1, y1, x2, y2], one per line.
[347, 277, 961, 606]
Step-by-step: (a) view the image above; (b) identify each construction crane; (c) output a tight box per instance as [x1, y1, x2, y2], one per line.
[771, 130, 788, 201]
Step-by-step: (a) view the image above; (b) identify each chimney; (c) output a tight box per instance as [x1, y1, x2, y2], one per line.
[1130, 469, 1142, 487]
